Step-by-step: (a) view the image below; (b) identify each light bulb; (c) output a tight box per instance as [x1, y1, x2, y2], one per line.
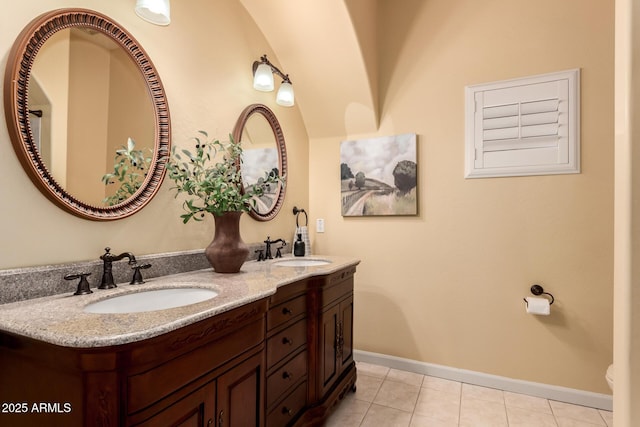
[276, 82, 295, 107]
[253, 63, 275, 92]
[135, 0, 171, 26]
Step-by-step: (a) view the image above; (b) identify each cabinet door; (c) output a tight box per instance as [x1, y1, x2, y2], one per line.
[134, 382, 216, 427]
[339, 294, 354, 370]
[216, 351, 264, 427]
[318, 294, 355, 398]
[319, 303, 340, 396]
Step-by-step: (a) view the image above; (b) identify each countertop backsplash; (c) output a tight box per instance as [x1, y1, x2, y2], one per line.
[0, 241, 286, 305]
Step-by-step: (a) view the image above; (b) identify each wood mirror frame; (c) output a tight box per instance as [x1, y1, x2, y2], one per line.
[232, 104, 287, 221]
[4, 8, 170, 220]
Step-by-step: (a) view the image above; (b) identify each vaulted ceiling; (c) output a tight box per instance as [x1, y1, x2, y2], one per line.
[239, 0, 379, 139]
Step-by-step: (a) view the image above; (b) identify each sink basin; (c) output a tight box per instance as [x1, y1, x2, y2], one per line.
[84, 288, 219, 314]
[274, 259, 331, 267]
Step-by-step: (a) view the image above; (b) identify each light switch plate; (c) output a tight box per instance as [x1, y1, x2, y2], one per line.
[316, 218, 325, 233]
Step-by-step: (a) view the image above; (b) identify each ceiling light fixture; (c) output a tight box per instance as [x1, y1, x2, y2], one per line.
[135, 0, 171, 26]
[252, 55, 294, 107]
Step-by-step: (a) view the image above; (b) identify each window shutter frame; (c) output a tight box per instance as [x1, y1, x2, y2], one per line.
[465, 69, 580, 178]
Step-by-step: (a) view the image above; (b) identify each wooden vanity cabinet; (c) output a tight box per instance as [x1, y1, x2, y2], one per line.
[0, 299, 267, 427]
[0, 264, 358, 427]
[305, 266, 357, 417]
[267, 265, 358, 427]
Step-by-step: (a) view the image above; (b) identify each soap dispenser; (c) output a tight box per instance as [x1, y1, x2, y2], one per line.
[294, 233, 305, 257]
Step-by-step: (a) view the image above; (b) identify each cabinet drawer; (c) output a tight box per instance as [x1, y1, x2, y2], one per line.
[266, 319, 306, 368]
[267, 294, 306, 331]
[267, 350, 307, 408]
[267, 380, 307, 427]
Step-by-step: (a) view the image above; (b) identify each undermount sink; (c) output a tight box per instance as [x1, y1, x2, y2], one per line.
[84, 288, 219, 314]
[274, 259, 331, 267]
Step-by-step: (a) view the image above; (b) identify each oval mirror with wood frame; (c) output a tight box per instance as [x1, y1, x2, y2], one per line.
[4, 8, 170, 220]
[232, 104, 287, 221]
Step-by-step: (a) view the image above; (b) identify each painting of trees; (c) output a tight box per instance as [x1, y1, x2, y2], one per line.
[393, 160, 417, 194]
[340, 133, 417, 216]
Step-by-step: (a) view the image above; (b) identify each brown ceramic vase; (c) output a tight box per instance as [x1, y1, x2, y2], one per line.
[205, 211, 249, 273]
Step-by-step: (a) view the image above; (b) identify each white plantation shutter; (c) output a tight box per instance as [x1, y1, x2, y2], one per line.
[465, 69, 580, 178]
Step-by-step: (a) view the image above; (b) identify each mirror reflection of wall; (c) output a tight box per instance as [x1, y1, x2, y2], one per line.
[28, 80, 51, 166]
[28, 110, 43, 152]
[28, 28, 155, 207]
[240, 113, 279, 214]
[30, 29, 69, 188]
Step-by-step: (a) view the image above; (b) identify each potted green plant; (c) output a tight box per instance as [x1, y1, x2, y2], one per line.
[166, 131, 284, 273]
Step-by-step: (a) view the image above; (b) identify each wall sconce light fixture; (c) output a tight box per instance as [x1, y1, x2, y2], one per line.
[252, 55, 295, 107]
[135, 0, 171, 26]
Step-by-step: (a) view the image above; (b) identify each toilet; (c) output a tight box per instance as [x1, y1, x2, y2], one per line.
[606, 364, 614, 391]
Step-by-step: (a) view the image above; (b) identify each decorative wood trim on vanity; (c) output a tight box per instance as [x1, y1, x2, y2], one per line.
[328, 266, 357, 285]
[168, 303, 263, 351]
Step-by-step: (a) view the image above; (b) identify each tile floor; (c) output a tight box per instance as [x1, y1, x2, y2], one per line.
[325, 362, 613, 427]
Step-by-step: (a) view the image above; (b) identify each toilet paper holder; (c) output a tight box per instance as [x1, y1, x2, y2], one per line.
[523, 284, 555, 306]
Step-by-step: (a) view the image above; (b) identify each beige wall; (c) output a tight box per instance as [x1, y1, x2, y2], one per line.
[30, 29, 70, 186]
[0, 0, 309, 269]
[309, 0, 614, 393]
[105, 47, 156, 202]
[66, 32, 110, 204]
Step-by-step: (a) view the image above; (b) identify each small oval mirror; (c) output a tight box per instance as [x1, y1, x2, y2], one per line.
[232, 104, 287, 221]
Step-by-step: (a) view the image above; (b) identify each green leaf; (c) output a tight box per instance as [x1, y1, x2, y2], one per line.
[166, 131, 285, 222]
[101, 137, 153, 206]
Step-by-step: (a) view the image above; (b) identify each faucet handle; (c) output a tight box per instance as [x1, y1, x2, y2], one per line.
[100, 247, 112, 260]
[275, 246, 285, 258]
[255, 249, 265, 262]
[130, 263, 151, 285]
[64, 273, 93, 296]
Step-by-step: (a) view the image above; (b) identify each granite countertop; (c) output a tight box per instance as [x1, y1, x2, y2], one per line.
[0, 255, 359, 348]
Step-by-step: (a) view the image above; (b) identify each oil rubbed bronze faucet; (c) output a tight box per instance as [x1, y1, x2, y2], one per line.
[263, 236, 286, 260]
[99, 247, 137, 289]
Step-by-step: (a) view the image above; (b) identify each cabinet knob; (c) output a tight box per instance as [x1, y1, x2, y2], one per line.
[282, 307, 292, 315]
[282, 371, 293, 380]
[207, 419, 213, 426]
[218, 410, 224, 426]
[282, 406, 293, 416]
[282, 337, 293, 345]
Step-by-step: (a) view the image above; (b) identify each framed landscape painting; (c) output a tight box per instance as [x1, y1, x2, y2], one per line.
[340, 133, 417, 216]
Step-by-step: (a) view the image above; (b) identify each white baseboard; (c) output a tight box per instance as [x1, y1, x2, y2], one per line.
[353, 350, 613, 411]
